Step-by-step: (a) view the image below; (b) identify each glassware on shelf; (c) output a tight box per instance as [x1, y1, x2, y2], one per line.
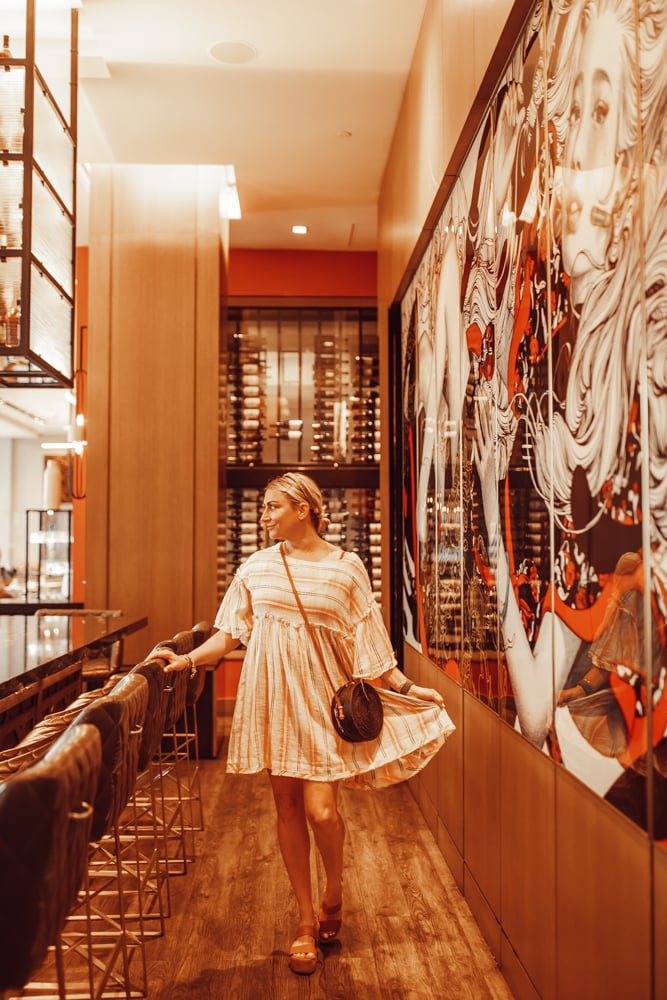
[3, 287, 21, 347]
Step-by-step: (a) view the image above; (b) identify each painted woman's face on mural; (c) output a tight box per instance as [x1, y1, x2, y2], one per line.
[561, 12, 623, 301]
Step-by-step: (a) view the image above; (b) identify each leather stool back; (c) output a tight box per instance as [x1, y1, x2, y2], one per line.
[0, 723, 101, 991]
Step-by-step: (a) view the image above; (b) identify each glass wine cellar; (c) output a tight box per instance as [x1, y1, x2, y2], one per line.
[221, 305, 382, 601]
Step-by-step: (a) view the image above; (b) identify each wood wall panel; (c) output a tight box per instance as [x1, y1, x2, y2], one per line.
[500, 724, 556, 1000]
[654, 845, 667, 997]
[404, 645, 464, 857]
[87, 165, 221, 664]
[194, 195, 225, 621]
[499, 935, 541, 1000]
[463, 692, 501, 917]
[86, 167, 113, 611]
[463, 861, 501, 965]
[555, 768, 651, 999]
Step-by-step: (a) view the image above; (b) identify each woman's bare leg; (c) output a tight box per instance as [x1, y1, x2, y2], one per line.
[303, 781, 345, 917]
[269, 774, 315, 925]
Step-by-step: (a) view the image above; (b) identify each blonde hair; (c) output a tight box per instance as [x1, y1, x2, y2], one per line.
[265, 472, 330, 535]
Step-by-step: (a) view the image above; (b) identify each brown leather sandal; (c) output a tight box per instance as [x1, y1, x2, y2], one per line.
[318, 900, 342, 943]
[288, 924, 319, 975]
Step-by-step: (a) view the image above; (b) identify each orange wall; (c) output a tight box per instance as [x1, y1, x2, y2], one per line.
[227, 248, 377, 299]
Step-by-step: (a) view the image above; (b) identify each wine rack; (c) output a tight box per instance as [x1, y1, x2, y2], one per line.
[220, 306, 382, 600]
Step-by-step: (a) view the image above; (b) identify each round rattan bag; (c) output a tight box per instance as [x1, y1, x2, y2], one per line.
[331, 679, 383, 743]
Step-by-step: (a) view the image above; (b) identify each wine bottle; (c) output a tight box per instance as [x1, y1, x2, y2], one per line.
[5, 291, 20, 347]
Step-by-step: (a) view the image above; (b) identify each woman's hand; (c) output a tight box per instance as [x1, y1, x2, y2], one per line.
[152, 646, 192, 674]
[557, 685, 584, 706]
[409, 685, 446, 710]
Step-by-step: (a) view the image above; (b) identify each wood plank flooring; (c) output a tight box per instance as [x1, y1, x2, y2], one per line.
[144, 756, 514, 1000]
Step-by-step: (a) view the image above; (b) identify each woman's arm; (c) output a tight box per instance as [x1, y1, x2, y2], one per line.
[380, 665, 446, 710]
[156, 628, 241, 673]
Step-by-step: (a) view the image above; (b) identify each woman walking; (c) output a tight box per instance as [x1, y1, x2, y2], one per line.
[159, 472, 454, 974]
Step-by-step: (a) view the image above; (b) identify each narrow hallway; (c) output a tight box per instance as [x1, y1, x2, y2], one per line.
[144, 756, 514, 999]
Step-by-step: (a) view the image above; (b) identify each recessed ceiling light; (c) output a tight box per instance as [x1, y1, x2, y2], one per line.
[292, 225, 308, 235]
[337, 130, 352, 139]
[210, 41, 257, 65]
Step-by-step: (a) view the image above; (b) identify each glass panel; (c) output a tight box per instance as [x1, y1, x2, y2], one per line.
[0, 64, 25, 154]
[0, 162, 24, 249]
[227, 313, 267, 465]
[298, 315, 317, 459]
[1, 23, 26, 61]
[226, 489, 263, 571]
[277, 316, 303, 466]
[33, 74, 73, 211]
[261, 311, 279, 464]
[226, 307, 379, 466]
[29, 260, 72, 378]
[31, 166, 73, 294]
[34, 7, 72, 121]
[25, 509, 72, 601]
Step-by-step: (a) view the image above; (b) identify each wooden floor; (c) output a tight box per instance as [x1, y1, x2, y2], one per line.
[143, 752, 514, 1000]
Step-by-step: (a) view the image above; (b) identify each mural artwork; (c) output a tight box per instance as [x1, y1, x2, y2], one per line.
[401, 0, 667, 839]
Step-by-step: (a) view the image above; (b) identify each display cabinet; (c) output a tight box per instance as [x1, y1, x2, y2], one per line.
[24, 508, 72, 602]
[221, 306, 382, 599]
[0, 1, 77, 386]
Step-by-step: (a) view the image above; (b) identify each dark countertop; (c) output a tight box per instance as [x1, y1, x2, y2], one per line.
[0, 612, 148, 691]
[0, 601, 84, 616]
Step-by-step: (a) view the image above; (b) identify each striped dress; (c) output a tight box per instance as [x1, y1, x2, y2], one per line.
[215, 544, 455, 789]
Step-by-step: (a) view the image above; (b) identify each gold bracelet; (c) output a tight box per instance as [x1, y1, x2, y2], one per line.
[183, 653, 195, 676]
[399, 679, 414, 695]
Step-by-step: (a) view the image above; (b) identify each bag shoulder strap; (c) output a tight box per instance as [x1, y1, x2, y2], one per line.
[280, 543, 312, 627]
[279, 543, 351, 693]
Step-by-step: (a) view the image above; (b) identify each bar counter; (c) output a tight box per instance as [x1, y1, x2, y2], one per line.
[0, 612, 148, 691]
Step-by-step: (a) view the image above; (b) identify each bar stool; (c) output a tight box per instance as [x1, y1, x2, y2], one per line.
[0, 659, 84, 754]
[149, 621, 212, 851]
[0, 672, 121, 782]
[156, 664, 193, 869]
[117, 659, 172, 934]
[56, 673, 150, 1000]
[36, 659, 85, 717]
[0, 678, 42, 752]
[0, 723, 101, 999]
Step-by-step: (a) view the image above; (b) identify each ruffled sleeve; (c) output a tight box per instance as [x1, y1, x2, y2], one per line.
[341, 551, 396, 679]
[351, 598, 397, 679]
[214, 570, 254, 646]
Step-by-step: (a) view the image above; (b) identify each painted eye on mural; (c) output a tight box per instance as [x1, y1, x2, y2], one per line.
[568, 91, 582, 128]
[592, 97, 610, 127]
